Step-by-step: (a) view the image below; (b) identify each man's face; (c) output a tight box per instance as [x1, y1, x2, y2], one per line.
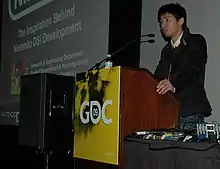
[159, 13, 183, 38]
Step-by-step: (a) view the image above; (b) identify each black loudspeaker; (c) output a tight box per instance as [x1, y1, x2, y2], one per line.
[18, 73, 75, 153]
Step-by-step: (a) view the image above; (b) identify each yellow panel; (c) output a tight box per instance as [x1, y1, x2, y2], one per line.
[73, 66, 121, 165]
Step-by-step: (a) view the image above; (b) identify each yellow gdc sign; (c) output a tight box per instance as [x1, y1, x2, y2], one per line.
[73, 67, 120, 165]
[80, 100, 113, 125]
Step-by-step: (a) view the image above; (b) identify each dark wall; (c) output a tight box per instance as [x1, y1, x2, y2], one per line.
[0, 126, 19, 166]
[108, 0, 142, 68]
[0, 0, 2, 71]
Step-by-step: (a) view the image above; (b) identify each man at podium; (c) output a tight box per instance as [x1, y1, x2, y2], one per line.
[154, 3, 212, 131]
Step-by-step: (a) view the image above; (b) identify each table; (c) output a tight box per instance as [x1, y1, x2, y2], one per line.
[124, 137, 220, 169]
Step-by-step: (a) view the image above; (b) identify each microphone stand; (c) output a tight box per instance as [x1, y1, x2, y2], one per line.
[88, 40, 156, 71]
[88, 34, 155, 71]
[88, 58, 107, 72]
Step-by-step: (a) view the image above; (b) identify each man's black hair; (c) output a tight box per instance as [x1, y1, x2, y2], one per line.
[158, 3, 187, 28]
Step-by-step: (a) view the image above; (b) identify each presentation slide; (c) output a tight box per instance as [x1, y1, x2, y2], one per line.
[0, 0, 109, 125]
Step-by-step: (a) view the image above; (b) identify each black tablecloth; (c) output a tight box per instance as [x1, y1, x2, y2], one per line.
[124, 138, 220, 169]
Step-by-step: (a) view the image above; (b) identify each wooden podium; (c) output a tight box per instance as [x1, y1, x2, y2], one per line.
[73, 66, 179, 169]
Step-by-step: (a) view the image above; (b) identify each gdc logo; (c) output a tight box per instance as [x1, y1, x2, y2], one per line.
[79, 100, 112, 125]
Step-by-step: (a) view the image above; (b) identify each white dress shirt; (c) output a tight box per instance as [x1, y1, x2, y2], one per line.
[171, 32, 183, 48]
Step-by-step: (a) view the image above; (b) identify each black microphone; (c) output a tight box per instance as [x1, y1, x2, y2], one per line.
[141, 39, 155, 44]
[142, 33, 155, 38]
[88, 33, 155, 71]
[110, 34, 155, 58]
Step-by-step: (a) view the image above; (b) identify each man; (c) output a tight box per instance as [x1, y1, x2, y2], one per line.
[154, 3, 212, 131]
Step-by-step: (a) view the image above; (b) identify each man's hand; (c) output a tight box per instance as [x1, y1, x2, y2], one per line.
[156, 79, 175, 95]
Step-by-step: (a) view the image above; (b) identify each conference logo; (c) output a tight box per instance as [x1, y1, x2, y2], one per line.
[8, 0, 54, 20]
[80, 100, 112, 125]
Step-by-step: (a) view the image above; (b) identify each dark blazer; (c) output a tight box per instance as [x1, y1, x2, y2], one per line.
[154, 27, 212, 117]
